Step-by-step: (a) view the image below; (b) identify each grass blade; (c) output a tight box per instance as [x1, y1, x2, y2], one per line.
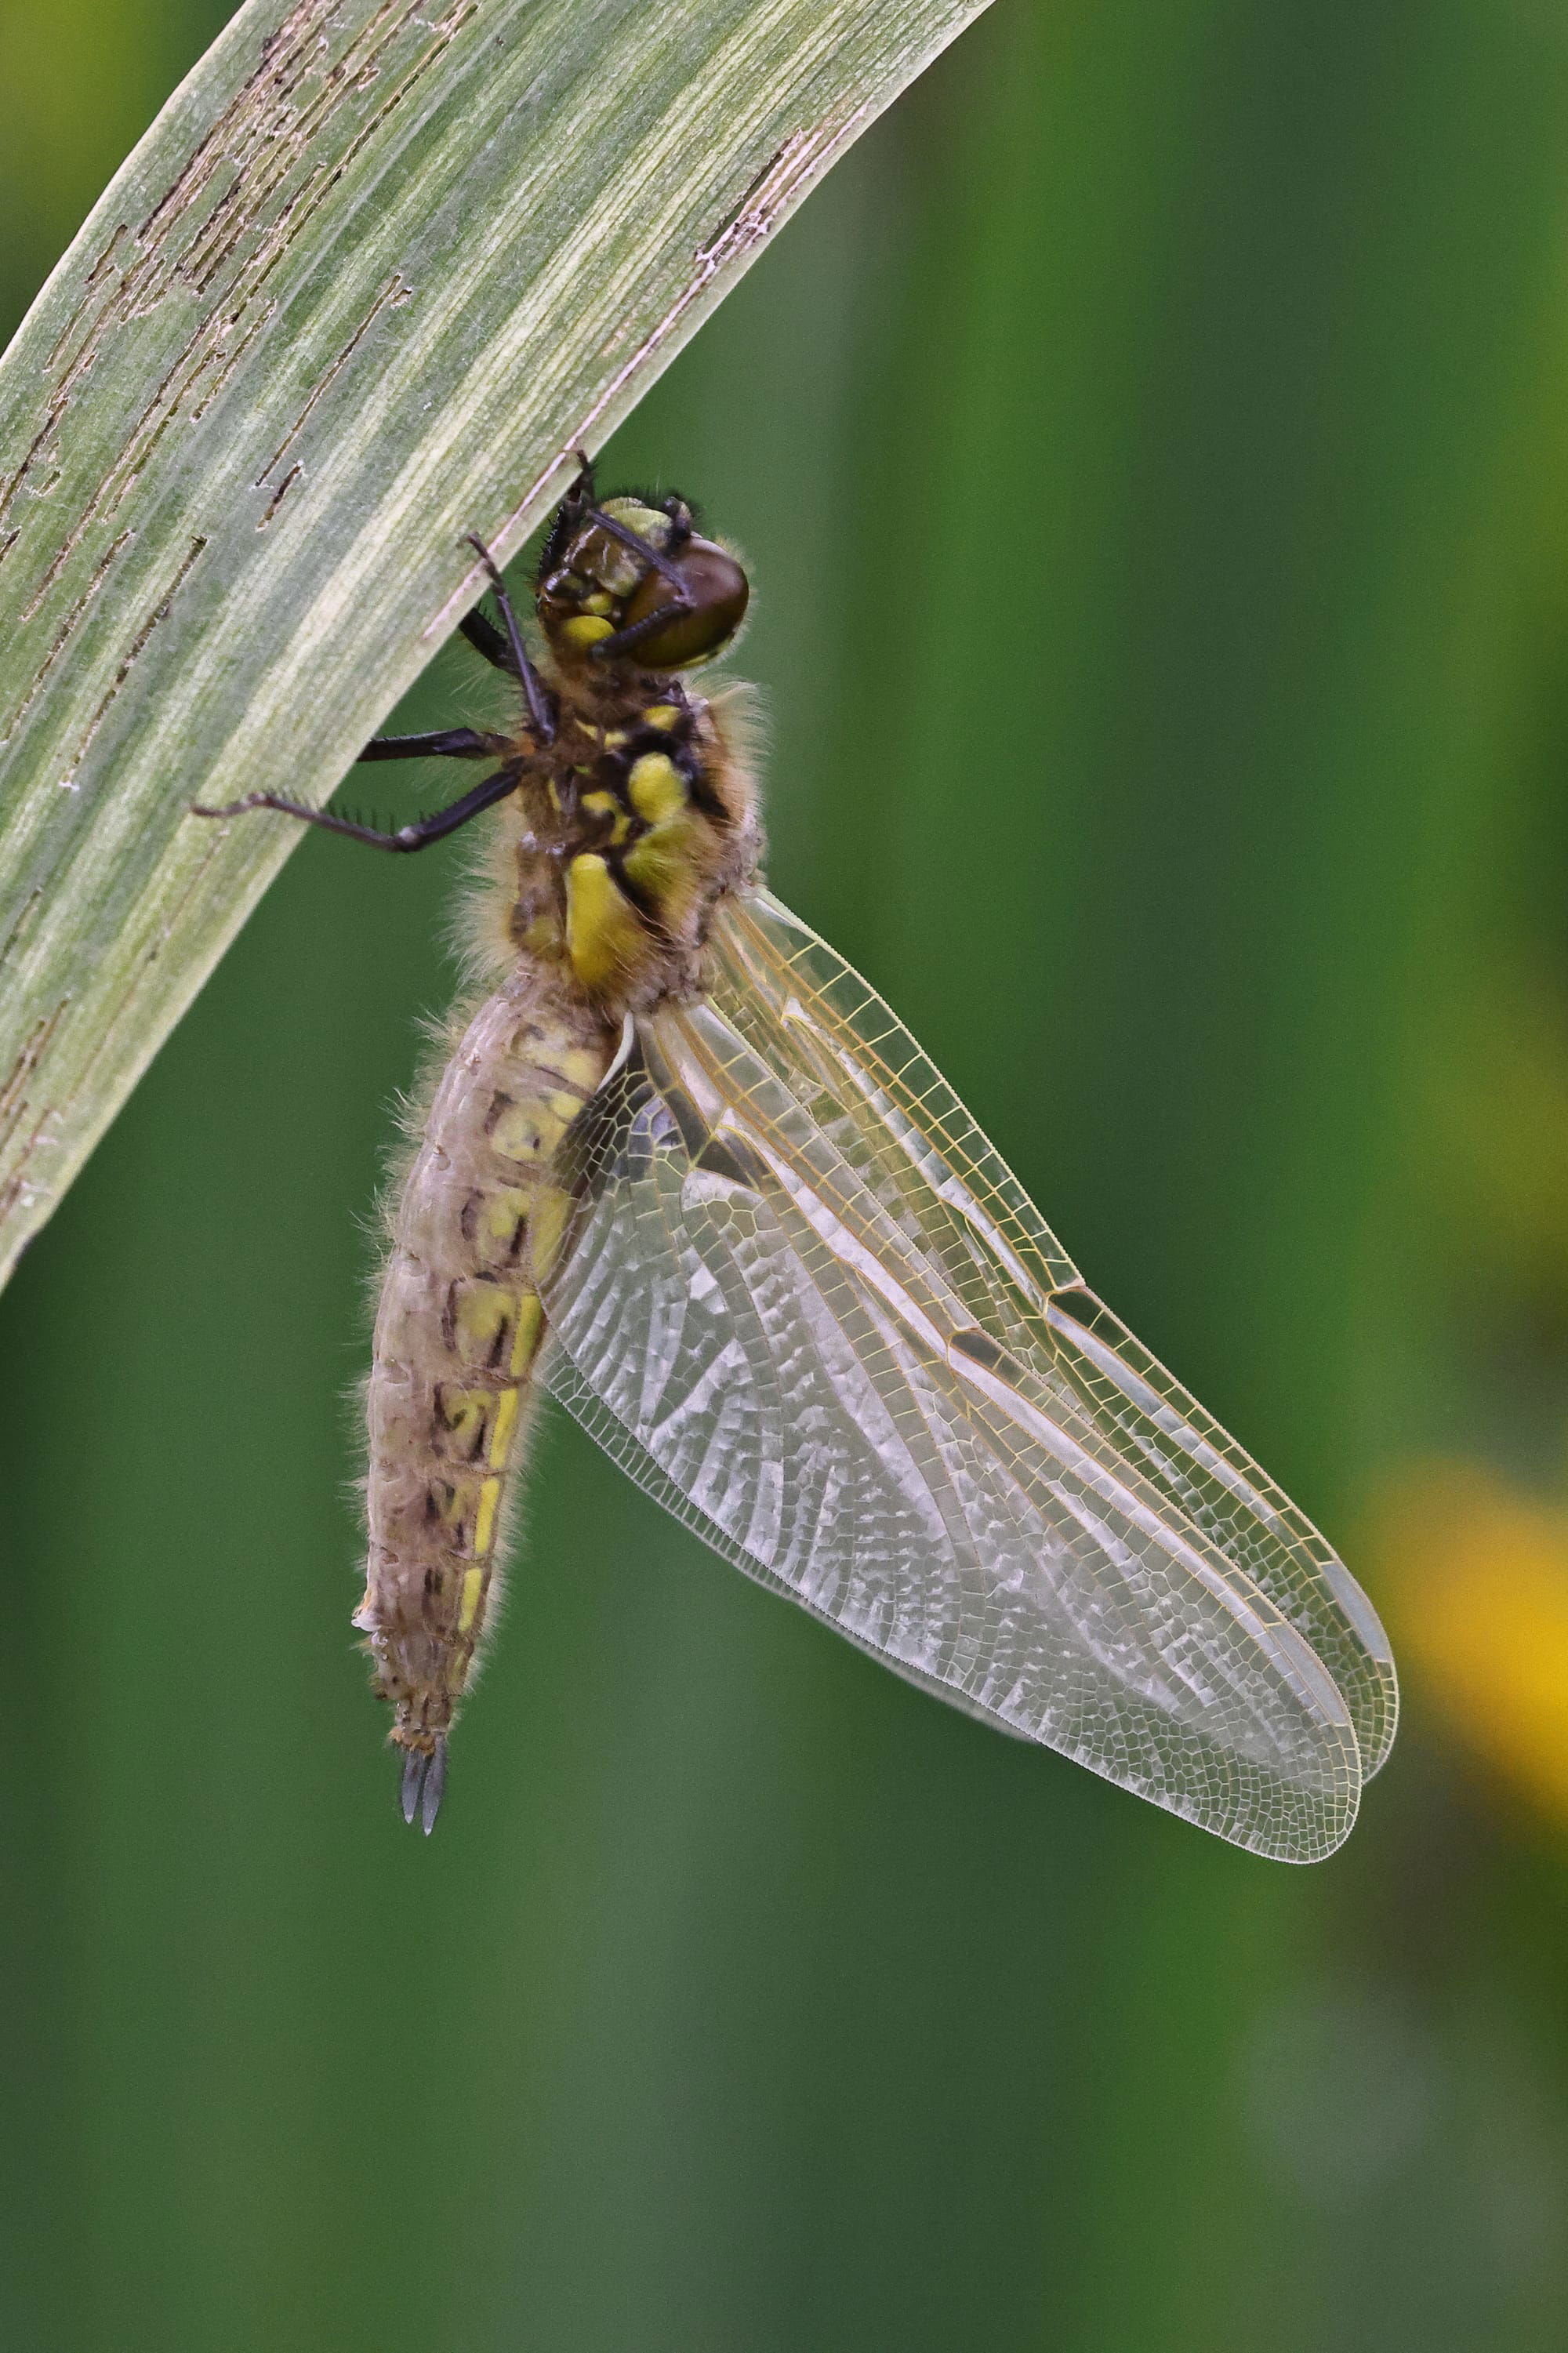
[0, 0, 990, 1287]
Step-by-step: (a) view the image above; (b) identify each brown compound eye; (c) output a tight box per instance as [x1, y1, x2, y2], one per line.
[619, 538, 749, 670]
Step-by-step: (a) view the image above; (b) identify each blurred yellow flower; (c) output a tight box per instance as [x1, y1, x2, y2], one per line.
[1371, 1462, 1568, 1821]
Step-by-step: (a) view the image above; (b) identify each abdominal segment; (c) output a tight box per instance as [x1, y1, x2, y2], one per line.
[356, 973, 617, 1756]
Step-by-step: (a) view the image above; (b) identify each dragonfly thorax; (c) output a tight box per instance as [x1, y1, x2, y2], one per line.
[503, 675, 760, 1017]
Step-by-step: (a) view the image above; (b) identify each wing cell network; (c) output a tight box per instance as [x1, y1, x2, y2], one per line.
[538, 890, 1396, 1861]
[709, 890, 1396, 1778]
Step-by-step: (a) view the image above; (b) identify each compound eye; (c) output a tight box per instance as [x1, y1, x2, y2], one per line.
[621, 539, 749, 670]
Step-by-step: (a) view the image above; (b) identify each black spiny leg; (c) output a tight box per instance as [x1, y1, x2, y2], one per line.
[464, 535, 555, 744]
[458, 608, 517, 676]
[588, 601, 693, 663]
[358, 726, 510, 763]
[192, 761, 522, 853]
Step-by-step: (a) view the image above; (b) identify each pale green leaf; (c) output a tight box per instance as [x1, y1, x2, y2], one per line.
[0, 0, 990, 1287]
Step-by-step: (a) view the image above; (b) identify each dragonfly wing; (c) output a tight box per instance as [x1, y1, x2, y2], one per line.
[706, 889, 1397, 1780]
[544, 1346, 1033, 1739]
[538, 982, 1364, 1862]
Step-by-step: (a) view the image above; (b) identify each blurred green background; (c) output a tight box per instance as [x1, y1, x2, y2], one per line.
[7, 0, 1568, 2345]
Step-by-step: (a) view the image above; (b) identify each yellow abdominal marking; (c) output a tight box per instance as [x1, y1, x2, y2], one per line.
[361, 973, 619, 1774]
[509, 1292, 544, 1374]
[489, 1102, 550, 1162]
[474, 1478, 502, 1557]
[488, 1385, 521, 1466]
[554, 1045, 612, 1091]
[437, 1385, 491, 1455]
[528, 1189, 574, 1286]
[452, 1281, 512, 1367]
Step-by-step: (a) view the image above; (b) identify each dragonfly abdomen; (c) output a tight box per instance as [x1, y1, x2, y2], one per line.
[355, 972, 617, 1795]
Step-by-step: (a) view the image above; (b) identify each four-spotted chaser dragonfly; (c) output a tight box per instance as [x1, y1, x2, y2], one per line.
[195, 463, 1396, 1857]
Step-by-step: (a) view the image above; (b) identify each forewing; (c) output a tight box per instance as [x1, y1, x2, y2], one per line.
[538, 984, 1365, 1862]
[706, 890, 1397, 1778]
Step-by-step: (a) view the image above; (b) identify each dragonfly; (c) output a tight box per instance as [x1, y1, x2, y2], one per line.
[195, 460, 1397, 1857]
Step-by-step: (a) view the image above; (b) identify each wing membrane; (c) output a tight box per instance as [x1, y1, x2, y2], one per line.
[537, 896, 1390, 1861]
[707, 890, 1396, 1778]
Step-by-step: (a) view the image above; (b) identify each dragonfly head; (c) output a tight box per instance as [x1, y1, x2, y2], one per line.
[536, 488, 749, 672]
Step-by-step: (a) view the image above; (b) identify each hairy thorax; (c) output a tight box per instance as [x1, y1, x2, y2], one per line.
[497, 672, 760, 1019]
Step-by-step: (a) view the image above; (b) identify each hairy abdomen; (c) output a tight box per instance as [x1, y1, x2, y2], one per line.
[356, 973, 616, 1758]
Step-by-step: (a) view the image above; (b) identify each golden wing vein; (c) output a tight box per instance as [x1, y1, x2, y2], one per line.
[710, 889, 1397, 1777]
[539, 888, 1391, 1861]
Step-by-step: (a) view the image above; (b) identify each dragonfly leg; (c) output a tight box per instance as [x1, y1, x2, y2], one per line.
[191, 761, 521, 853]
[463, 536, 556, 744]
[358, 726, 510, 763]
[457, 608, 515, 674]
[588, 601, 693, 662]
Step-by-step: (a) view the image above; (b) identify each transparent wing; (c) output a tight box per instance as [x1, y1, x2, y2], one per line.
[536, 894, 1388, 1861]
[707, 889, 1397, 1780]
[544, 1346, 1037, 1741]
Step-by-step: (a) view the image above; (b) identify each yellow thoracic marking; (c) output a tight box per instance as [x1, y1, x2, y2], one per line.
[581, 790, 631, 845]
[508, 1292, 544, 1375]
[622, 810, 703, 903]
[627, 751, 687, 824]
[474, 1478, 502, 1556]
[561, 615, 614, 648]
[580, 590, 615, 616]
[488, 1384, 520, 1468]
[641, 703, 681, 730]
[566, 852, 642, 991]
[458, 1565, 485, 1632]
